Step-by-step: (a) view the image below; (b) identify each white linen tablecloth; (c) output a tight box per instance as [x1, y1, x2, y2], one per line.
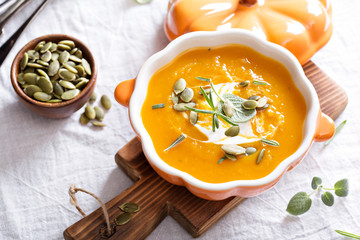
[0, 0, 359, 239]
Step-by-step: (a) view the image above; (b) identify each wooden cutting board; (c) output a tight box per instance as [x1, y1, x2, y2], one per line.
[64, 61, 347, 240]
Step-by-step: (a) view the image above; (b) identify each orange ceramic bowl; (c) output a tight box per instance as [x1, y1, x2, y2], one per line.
[114, 30, 334, 200]
[10, 34, 97, 119]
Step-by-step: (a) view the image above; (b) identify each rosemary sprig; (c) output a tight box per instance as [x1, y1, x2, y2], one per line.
[335, 230, 360, 239]
[253, 80, 269, 85]
[325, 120, 346, 145]
[196, 76, 211, 82]
[210, 82, 225, 102]
[185, 106, 238, 126]
[200, 86, 215, 110]
[218, 156, 227, 164]
[164, 134, 186, 151]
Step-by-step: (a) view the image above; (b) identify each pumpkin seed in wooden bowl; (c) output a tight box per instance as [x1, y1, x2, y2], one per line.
[11, 34, 97, 118]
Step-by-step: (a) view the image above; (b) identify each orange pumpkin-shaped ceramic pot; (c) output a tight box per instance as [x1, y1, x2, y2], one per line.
[165, 0, 333, 65]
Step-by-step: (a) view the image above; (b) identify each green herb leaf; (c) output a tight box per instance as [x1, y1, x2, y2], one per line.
[253, 80, 269, 85]
[325, 120, 347, 145]
[321, 191, 334, 206]
[164, 134, 186, 152]
[286, 192, 312, 216]
[214, 114, 219, 129]
[185, 106, 215, 114]
[196, 76, 211, 82]
[335, 230, 360, 239]
[311, 177, 322, 190]
[334, 179, 349, 197]
[200, 86, 215, 110]
[261, 138, 280, 147]
[218, 156, 226, 164]
[221, 93, 256, 123]
[212, 114, 216, 132]
[152, 103, 165, 109]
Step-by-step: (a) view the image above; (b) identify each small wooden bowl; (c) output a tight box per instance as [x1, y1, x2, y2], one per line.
[10, 34, 97, 118]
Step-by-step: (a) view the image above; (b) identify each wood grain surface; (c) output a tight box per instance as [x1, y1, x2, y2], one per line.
[64, 61, 348, 240]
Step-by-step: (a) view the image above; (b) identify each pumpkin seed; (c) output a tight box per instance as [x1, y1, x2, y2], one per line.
[171, 92, 179, 104]
[114, 212, 132, 226]
[24, 85, 42, 97]
[24, 68, 35, 74]
[221, 144, 246, 156]
[256, 96, 268, 108]
[89, 92, 97, 103]
[17, 73, 25, 84]
[256, 148, 265, 164]
[33, 92, 51, 102]
[75, 65, 86, 77]
[50, 73, 60, 81]
[70, 47, 78, 55]
[24, 73, 39, 84]
[180, 88, 194, 102]
[94, 106, 104, 121]
[37, 69, 50, 80]
[239, 80, 250, 87]
[69, 55, 82, 63]
[79, 113, 90, 125]
[257, 103, 270, 111]
[47, 99, 62, 103]
[225, 153, 237, 161]
[48, 60, 60, 76]
[34, 41, 45, 51]
[57, 43, 72, 51]
[51, 52, 59, 61]
[248, 95, 261, 101]
[36, 60, 49, 67]
[101, 95, 112, 110]
[53, 93, 61, 99]
[152, 103, 165, 109]
[75, 79, 89, 89]
[261, 138, 280, 147]
[225, 126, 240, 137]
[75, 49, 82, 59]
[63, 63, 78, 74]
[53, 82, 64, 96]
[27, 50, 39, 60]
[20, 52, 28, 70]
[173, 78, 186, 95]
[59, 80, 76, 90]
[27, 62, 45, 69]
[50, 43, 57, 52]
[189, 111, 198, 125]
[61, 89, 80, 100]
[40, 42, 52, 53]
[91, 121, 106, 127]
[173, 102, 195, 112]
[245, 147, 257, 155]
[242, 100, 258, 110]
[223, 99, 234, 117]
[66, 61, 76, 67]
[199, 87, 211, 95]
[59, 70, 76, 81]
[119, 202, 140, 213]
[37, 77, 53, 94]
[85, 104, 96, 119]
[40, 51, 52, 62]
[59, 40, 75, 48]
[59, 51, 70, 64]
[81, 58, 92, 75]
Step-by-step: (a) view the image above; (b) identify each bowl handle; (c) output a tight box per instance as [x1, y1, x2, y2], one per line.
[114, 78, 135, 107]
[314, 112, 335, 142]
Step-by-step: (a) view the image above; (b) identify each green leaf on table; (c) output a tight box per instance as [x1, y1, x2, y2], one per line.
[334, 179, 349, 197]
[311, 176, 322, 190]
[286, 192, 312, 216]
[325, 120, 347, 145]
[321, 191, 334, 206]
[220, 93, 256, 123]
[335, 230, 360, 239]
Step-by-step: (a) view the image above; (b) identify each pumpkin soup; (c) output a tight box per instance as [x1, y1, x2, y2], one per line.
[141, 44, 306, 183]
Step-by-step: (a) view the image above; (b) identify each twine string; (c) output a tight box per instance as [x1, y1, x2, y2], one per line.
[68, 184, 111, 236]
